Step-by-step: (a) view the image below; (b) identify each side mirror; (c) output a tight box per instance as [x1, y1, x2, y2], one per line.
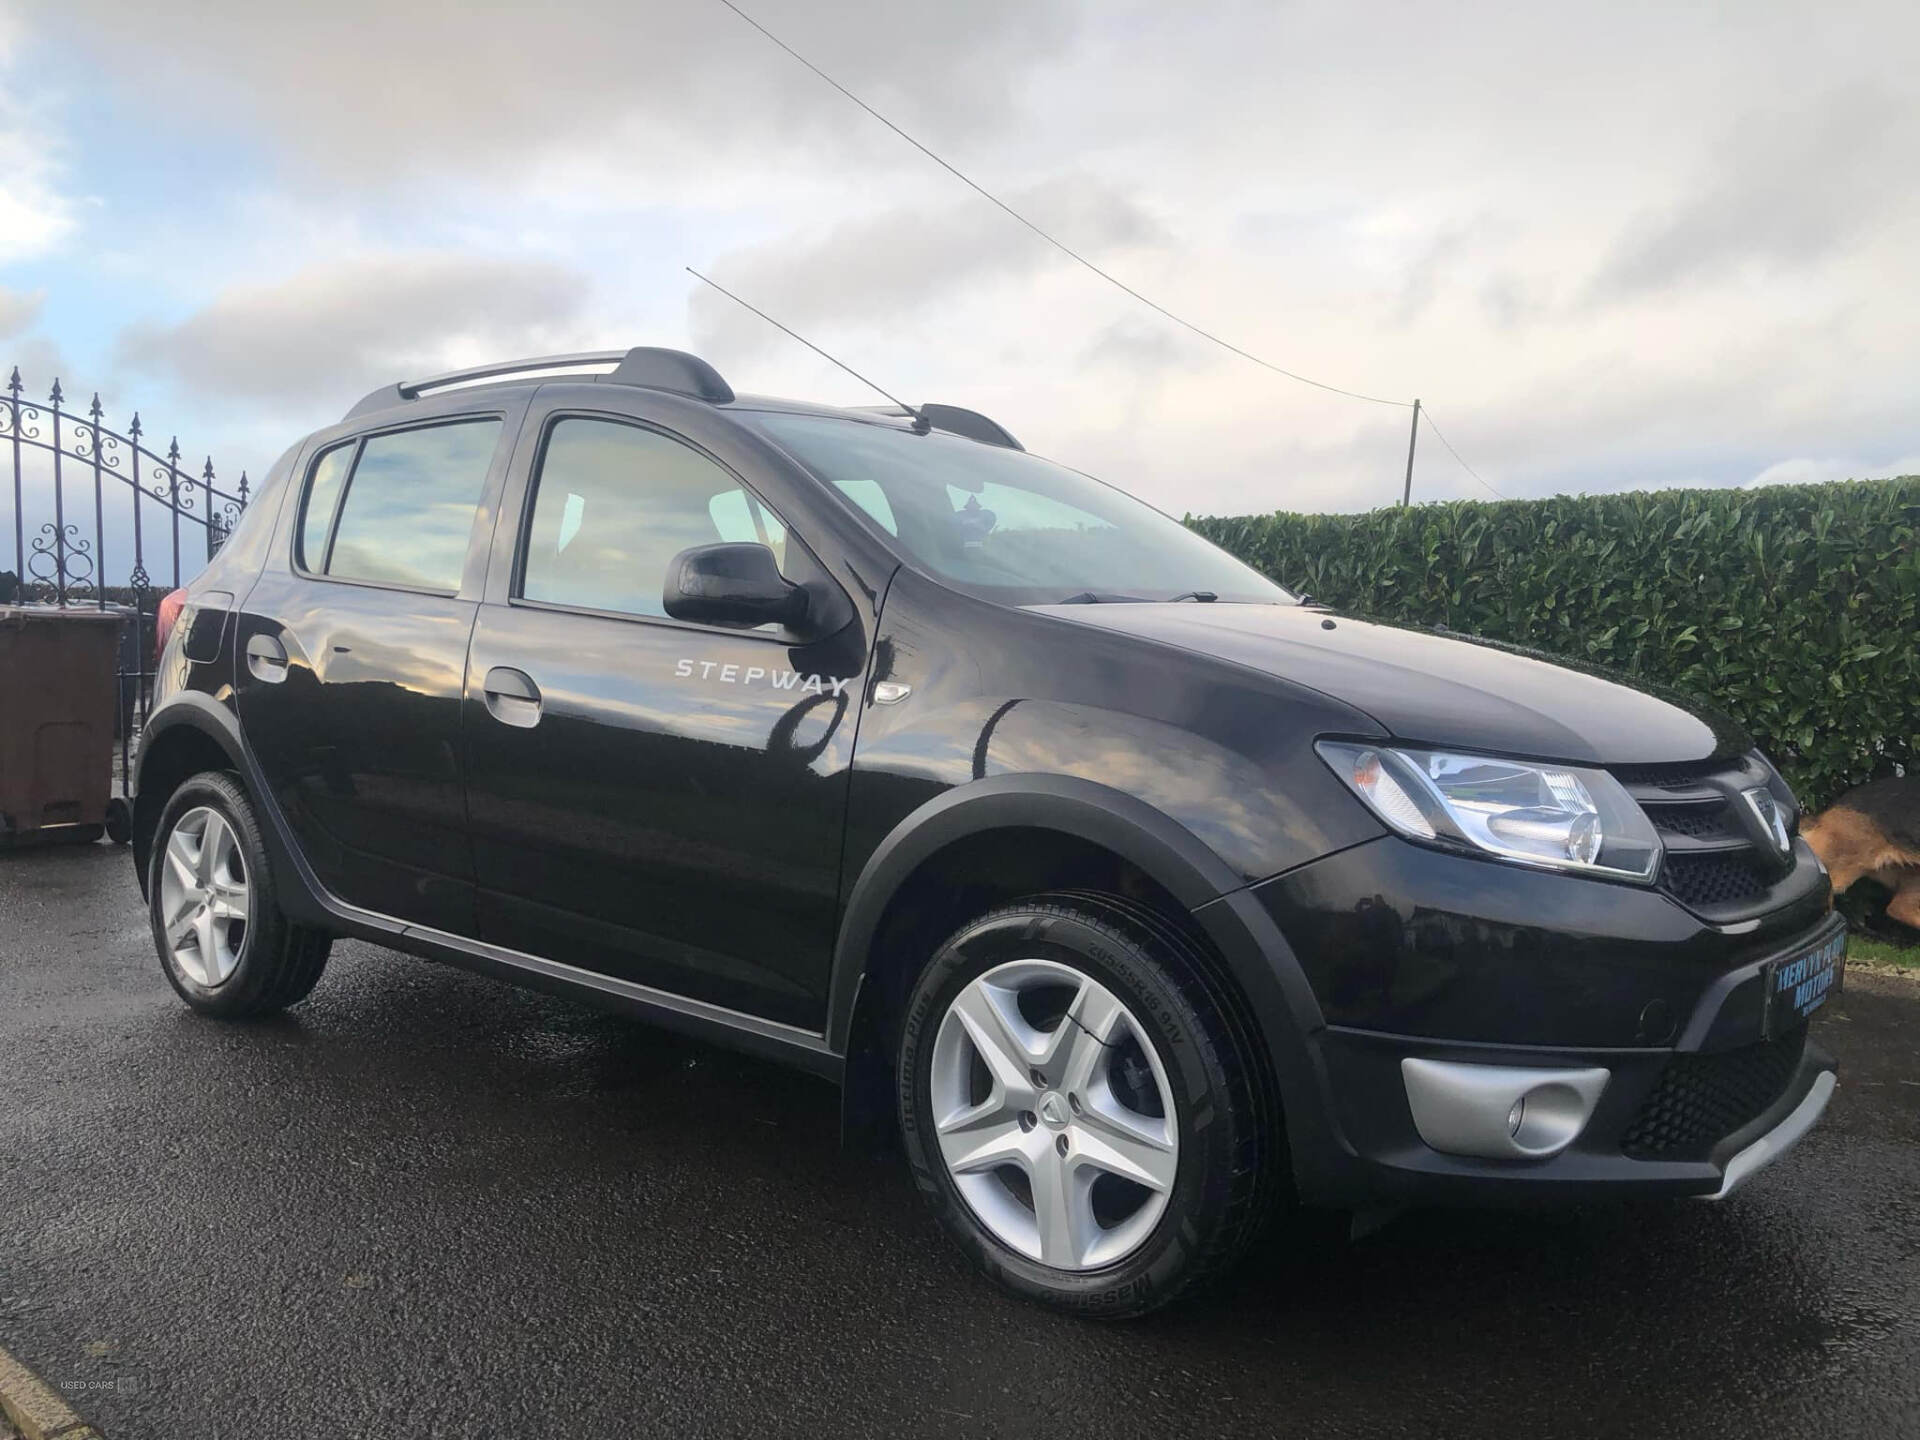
[663, 543, 810, 631]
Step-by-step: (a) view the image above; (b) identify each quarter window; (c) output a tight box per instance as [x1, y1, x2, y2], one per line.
[521, 418, 791, 621]
[321, 420, 500, 592]
[297, 444, 354, 571]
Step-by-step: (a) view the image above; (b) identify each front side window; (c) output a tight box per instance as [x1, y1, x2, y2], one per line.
[520, 417, 791, 620]
[316, 420, 501, 591]
[747, 412, 1293, 606]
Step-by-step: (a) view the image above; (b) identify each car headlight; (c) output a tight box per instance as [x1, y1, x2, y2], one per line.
[1316, 741, 1662, 882]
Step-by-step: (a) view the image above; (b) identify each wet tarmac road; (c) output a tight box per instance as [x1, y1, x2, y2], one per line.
[3, 843, 1917, 1439]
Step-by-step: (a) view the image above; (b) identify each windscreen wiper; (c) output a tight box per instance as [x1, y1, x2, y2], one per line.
[1168, 590, 1218, 603]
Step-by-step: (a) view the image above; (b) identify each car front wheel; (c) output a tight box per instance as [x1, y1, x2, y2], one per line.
[898, 891, 1274, 1317]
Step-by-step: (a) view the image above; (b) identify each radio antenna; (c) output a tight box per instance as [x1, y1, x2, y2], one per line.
[686, 267, 931, 433]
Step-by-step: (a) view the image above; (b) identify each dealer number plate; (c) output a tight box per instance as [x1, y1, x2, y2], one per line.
[1767, 929, 1846, 1034]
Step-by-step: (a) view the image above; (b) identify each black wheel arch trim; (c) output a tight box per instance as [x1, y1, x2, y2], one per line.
[131, 693, 250, 898]
[826, 772, 1355, 1190]
[133, 692, 342, 931]
[826, 774, 1241, 1051]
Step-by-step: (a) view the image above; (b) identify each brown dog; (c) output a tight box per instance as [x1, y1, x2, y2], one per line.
[1802, 776, 1920, 930]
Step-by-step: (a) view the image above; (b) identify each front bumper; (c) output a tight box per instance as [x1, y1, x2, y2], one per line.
[1310, 1019, 1836, 1203]
[1706, 1067, 1835, 1200]
[1245, 835, 1841, 1205]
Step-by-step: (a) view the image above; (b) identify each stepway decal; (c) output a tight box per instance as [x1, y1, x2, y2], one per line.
[675, 658, 854, 696]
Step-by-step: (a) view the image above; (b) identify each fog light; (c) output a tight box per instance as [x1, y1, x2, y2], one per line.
[1402, 1059, 1611, 1160]
[1506, 1082, 1591, 1154]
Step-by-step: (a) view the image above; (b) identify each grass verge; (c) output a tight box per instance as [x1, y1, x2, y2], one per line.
[1849, 932, 1920, 977]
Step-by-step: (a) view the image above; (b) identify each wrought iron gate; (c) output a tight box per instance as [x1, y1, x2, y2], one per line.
[2, 365, 249, 808]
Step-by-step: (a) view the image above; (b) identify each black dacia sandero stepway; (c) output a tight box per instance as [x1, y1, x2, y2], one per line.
[133, 347, 1844, 1315]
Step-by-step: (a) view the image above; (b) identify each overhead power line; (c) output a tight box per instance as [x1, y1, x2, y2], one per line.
[1419, 405, 1508, 500]
[712, 0, 1508, 502]
[713, 0, 1403, 408]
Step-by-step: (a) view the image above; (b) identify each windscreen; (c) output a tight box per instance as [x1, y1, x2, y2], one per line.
[749, 412, 1295, 606]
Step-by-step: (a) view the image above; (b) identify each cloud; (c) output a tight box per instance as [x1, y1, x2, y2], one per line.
[689, 176, 1163, 360]
[0, 58, 77, 263]
[0, 174, 72, 264]
[0, 285, 43, 339]
[5, 335, 70, 396]
[1593, 90, 1919, 298]
[114, 254, 593, 409]
[8, 0, 1919, 518]
[1078, 318, 1216, 379]
[59, 0, 1079, 183]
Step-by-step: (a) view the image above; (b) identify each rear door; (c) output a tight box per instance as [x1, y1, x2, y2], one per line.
[462, 400, 870, 1028]
[235, 396, 526, 933]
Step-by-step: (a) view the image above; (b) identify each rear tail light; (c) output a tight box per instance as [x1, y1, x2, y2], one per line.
[154, 588, 188, 660]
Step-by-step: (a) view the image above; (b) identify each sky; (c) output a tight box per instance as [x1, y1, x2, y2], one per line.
[2, 0, 1918, 550]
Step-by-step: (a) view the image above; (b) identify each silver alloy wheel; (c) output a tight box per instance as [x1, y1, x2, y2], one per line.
[158, 805, 250, 988]
[929, 958, 1180, 1271]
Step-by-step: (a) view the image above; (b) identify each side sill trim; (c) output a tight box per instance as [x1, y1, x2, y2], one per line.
[394, 919, 840, 1074]
[1699, 1069, 1836, 1201]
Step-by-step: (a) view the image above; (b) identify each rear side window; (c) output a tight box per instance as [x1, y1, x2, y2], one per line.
[520, 417, 789, 620]
[315, 420, 500, 591]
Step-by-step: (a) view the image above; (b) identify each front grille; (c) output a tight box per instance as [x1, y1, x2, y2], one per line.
[1650, 806, 1740, 840]
[1612, 754, 1790, 921]
[1621, 1028, 1807, 1162]
[1663, 853, 1770, 908]
[1608, 761, 1719, 789]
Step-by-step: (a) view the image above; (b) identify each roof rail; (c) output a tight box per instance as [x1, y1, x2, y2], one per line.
[921, 404, 1022, 451]
[857, 403, 1023, 451]
[606, 348, 734, 404]
[340, 346, 735, 422]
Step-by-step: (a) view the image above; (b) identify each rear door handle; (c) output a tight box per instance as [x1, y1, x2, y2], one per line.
[482, 666, 542, 728]
[245, 633, 289, 684]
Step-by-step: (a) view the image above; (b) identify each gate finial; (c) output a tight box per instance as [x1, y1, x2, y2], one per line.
[5, 367, 19, 397]
[49, 377, 62, 406]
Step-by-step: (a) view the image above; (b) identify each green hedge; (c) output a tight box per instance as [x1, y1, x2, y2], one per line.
[1189, 478, 1920, 809]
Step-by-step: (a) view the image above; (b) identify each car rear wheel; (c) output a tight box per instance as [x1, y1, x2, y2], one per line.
[147, 771, 331, 1017]
[898, 891, 1273, 1317]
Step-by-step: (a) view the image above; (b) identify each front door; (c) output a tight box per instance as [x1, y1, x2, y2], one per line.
[463, 410, 869, 1029]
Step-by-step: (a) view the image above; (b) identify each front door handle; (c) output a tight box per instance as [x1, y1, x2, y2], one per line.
[482, 666, 542, 728]
[245, 633, 289, 684]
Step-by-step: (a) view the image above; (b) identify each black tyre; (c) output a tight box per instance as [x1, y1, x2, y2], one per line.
[897, 891, 1274, 1317]
[147, 770, 331, 1017]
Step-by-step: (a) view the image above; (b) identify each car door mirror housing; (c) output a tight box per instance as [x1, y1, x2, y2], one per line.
[664, 543, 811, 632]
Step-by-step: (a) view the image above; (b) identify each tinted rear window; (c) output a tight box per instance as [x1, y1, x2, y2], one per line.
[325, 421, 500, 591]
